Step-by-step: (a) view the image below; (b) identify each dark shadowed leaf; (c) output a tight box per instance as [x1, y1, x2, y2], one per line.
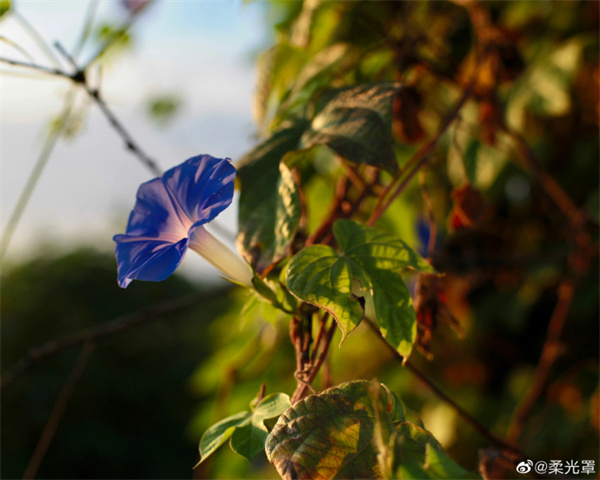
[395, 443, 480, 479]
[237, 125, 306, 272]
[254, 43, 307, 128]
[301, 83, 402, 174]
[278, 43, 358, 124]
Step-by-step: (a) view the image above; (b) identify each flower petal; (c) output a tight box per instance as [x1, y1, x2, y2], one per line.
[125, 177, 191, 240]
[161, 154, 236, 227]
[113, 154, 237, 288]
[113, 236, 189, 288]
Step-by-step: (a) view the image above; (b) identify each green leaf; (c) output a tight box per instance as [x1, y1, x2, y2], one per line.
[278, 43, 358, 124]
[336, 220, 435, 357]
[265, 380, 422, 480]
[237, 125, 306, 272]
[266, 381, 472, 480]
[301, 83, 402, 174]
[198, 411, 250, 464]
[287, 220, 434, 355]
[333, 220, 434, 275]
[231, 393, 292, 461]
[254, 43, 307, 128]
[230, 417, 267, 461]
[390, 422, 443, 469]
[254, 392, 293, 426]
[198, 394, 291, 464]
[251, 274, 280, 305]
[395, 443, 480, 480]
[287, 244, 364, 343]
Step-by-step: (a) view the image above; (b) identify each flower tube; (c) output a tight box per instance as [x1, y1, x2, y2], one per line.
[113, 154, 253, 288]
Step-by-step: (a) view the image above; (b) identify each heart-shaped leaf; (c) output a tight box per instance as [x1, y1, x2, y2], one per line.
[266, 381, 405, 480]
[287, 220, 435, 356]
[286, 244, 364, 342]
[301, 83, 402, 174]
[266, 380, 472, 480]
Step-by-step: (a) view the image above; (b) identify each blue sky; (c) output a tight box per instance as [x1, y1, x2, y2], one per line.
[1, 0, 271, 282]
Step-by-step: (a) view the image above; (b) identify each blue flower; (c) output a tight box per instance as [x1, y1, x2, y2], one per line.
[114, 154, 253, 288]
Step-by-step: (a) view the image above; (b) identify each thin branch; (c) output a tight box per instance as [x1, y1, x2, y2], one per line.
[81, 13, 137, 71]
[53, 41, 79, 72]
[499, 121, 592, 446]
[0, 88, 76, 263]
[22, 342, 96, 480]
[306, 318, 336, 385]
[306, 176, 350, 246]
[12, 10, 62, 68]
[505, 276, 576, 445]
[308, 173, 380, 248]
[0, 55, 162, 177]
[291, 315, 336, 404]
[0, 35, 36, 63]
[57, 42, 163, 176]
[310, 314, 329, 364]
[0, 293, 207, 391]
[85, 87, 162, 176]
[72, 0, 100, 60]
[364, 318, 524, 459]
[367, 81, 474, 226]
[502, 125, 585, 233]
[0, 56, 72, 79]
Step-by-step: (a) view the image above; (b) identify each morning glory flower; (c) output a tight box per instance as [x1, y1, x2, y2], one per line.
[114, 154, 253, 288]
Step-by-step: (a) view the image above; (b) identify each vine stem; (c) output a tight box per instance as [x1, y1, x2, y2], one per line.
[22, 342, 96, 480]
[367, 80, 474, 226]
[364, 318, 524, 460]
[291, 314, 336, 404]
[505, 276, 577, 445]
[502, 125, 585, 233]
[306, 176, 350, 246]
[500, 122, 593, 447]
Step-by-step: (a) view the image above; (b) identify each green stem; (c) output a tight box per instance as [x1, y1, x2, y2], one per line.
[0, 88, 76, 263]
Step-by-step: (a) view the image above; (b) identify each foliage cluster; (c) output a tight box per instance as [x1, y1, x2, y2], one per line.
[1, 1, 598, 479]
